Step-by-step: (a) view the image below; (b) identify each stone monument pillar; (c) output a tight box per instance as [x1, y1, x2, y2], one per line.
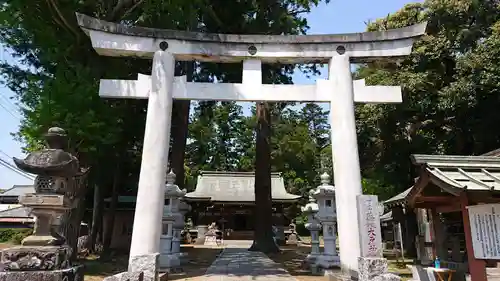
[302, 190, 321, 263]
[159, 171, 185, 272]
[0, 127, 88, 281]
[356, 195, 401, 281]
[313, 173, 340, 269]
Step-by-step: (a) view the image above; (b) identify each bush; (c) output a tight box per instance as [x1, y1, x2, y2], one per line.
[0, 228, 32, 244]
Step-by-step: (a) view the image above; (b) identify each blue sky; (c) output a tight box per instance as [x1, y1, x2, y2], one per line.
[0, 0, 420, 189]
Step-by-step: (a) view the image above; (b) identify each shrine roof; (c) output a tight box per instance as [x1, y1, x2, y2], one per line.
[383, 187, 413, 207]
[380, 211, 392, 222]
[0, 185, 34, 197]
[411, 154, 500, 191]
[185, 171, 301, 203]
[0, 206, 31, 218]
[407, 155, 500, 207]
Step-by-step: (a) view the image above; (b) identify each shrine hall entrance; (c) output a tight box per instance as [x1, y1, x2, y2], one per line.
[184, 171, 301, 241]
[234, 214, 249, 231]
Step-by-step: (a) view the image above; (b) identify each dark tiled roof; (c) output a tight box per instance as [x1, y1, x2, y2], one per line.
[185, 171, 300, 202]
[0, 206, 31, 218]
[482, 148, 500, 157]
[411, 154, 500, 192]
[383, 187, 413, 207]
[0, 185, 35, 197]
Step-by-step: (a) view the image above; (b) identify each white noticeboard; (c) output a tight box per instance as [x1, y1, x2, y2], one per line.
[467, 204, 500, 259]
[357, 195, 383, 257]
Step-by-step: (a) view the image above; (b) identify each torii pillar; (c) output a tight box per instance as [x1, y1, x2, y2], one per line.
[76, 13, 426, 279]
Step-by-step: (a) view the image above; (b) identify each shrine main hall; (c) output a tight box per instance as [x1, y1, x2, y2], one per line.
[184, 171, 300, 240]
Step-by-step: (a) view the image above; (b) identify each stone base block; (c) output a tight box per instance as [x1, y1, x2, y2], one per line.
[324, 270, 352, 281]
[129, 253, 159, 281]
[0, 265, 83, 281]
[372, 273, 401, 281]
[316, 254, 340, 269]
[276, 238, 286, 246]
[159, 253, 182, 273]
[1, 246, 71, 271]
[103, 271, 144, 281]
[287, 234, 298, 245]
[358, 257, 388, 281]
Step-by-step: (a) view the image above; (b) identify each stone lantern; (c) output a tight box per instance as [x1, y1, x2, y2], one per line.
[302, 189, 321, 262]
[0, 127, 88, 281]
[176, 198, 191, 259]
[159, 171, 185, 272]
[313, 172, 340, 268]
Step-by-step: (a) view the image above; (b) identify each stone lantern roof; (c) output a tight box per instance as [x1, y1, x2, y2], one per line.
[312, 173, 336, 199]
[165, 171, 186, 198]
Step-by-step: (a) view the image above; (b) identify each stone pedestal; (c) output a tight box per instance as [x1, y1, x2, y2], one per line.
[1, 246, 71, 271]
[275, 225, 286, 246]
[129, 253, 159, 281]
[102, 272, 144, 281]
[0, 266, 84, 281]
[358, 257, 400, 281]
[159, 216, 174, 271]
[19, 194, 71, 246]
[195, 225, 208, 244]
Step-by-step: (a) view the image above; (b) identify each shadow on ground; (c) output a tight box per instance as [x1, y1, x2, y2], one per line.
[268, 244, 322, 278]
[168, 246, 223, 280]
[81, 245, 222, 281]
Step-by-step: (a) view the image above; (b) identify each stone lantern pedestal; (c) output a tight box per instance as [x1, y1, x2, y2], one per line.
[178, 200, 191, 259]
[159, 171, 185, 273]
[313, 173, 340, 269]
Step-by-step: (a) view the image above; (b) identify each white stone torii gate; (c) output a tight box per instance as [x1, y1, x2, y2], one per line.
[77, 13, 426, 279]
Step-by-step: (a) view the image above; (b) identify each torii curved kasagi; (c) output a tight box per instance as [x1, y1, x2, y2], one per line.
[76, 13, 426, 279]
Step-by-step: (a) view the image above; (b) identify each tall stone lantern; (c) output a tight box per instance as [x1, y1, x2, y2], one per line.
[159, 171, 185, 272]
[0, 127, 88, 281]
[178, 199, 191, 258]
[313, 172, 340, 268]
[302, 189, 321, 262]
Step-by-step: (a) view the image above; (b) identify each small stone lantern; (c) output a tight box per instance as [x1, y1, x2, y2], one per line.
[159, 171, 185, 272]
[302, 189, 321, 261]
[313, 172, 340, 268]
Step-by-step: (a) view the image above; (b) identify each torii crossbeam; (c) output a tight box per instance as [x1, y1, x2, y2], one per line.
[76, 13, 426, 280]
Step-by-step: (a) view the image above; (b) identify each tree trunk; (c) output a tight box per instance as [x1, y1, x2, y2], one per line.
[88, 183, 103, 252]
[101, 163, 120, 258]
[170, 61, 192, 189]
[171, 100, 190, 188]
[59, 172, 90, 260]
[249, 102, 279, 254]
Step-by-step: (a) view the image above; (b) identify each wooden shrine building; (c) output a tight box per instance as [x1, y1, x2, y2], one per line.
[404, 154, 500, 281]
[185, 171, 301, 240]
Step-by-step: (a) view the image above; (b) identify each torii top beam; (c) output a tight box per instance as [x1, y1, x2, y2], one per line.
[76, 13, 427, 64]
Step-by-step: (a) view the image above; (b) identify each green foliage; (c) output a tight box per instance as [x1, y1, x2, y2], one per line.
[0, 228, 32, 244]
[356, 0, 500, 195]
[0, 0, 328, 198]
